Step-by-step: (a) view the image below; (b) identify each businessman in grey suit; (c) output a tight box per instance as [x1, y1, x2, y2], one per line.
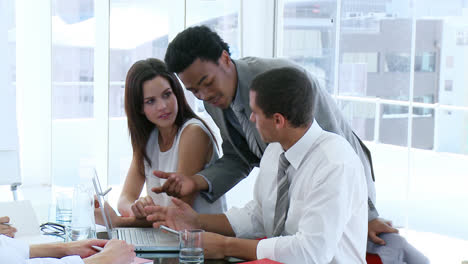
[151, 25, 397, 246]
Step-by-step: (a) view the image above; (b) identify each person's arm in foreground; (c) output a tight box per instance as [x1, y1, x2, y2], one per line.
[152, 134, 258, 202]
[0, 216, 17, 237]
[164, 124, 215, 206]
[145, 197, 259, 260]
[117, 156, 151, 218]
[29, 239, 135, 264]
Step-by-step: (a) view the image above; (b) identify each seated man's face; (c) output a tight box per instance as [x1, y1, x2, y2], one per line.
[178, 52, 236, 109]
[249, 91, 277, 143]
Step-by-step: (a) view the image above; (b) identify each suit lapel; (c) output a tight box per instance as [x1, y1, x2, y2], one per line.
[234, 59, 268, 154]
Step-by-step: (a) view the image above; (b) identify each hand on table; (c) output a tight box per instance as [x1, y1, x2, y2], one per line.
[145, 197, 200, 231]
[83, 239, 135, 264]
[130, 196, 155, 219]
[63, 239, 108, 258]
[94, 201, 122, 227]
[203, 232, 228, 259]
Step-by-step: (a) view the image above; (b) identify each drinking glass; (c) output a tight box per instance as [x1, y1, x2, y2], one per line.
[179, 229, 204, 263]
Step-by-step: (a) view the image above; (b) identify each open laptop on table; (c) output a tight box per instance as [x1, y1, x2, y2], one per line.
[92, 171, 179, 252]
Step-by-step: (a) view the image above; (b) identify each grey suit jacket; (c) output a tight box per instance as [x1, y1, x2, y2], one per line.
[198, 57, 378, 220]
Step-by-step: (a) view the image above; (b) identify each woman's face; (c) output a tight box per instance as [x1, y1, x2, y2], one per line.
[142, 76, 178, 129]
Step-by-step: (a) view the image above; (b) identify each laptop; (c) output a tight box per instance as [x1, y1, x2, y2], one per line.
[92, 172, 179, 252]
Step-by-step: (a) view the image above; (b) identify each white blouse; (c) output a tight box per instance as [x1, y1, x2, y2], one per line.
[145, 118, 227, 214]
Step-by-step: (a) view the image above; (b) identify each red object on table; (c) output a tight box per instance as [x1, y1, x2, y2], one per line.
[366, 253, 383, 264]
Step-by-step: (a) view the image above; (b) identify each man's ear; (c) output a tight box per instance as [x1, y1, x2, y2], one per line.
[273, 113, 286, 129]
[219, 50, 231, 66]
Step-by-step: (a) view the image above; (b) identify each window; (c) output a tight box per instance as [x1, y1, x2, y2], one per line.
[338, 100, 376, 141]
[51, 0, 97, 187]
[338, 0, 468, 241]
[414, 52, 436, 72]
[186, 0, 241, 59]
[445, 80, 453, 91]
[52, 2, 95, 120]
[279, 0, 336, 93]
[0, 0, 19, 199]
[384, 53, 411, 72]
[109, 0, 172, 118]
[456, 29, 468, 45]
[446, 56, 454, 68]
[339, 11, 412, 101]
[342, 52, 379, 72]
[106, 1, 184, 204]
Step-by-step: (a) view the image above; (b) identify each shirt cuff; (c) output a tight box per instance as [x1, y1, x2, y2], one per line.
[225, 207, 248, 237]
[225, 200, 265, 239]
[197, 173, 213, 195]
[256, 237, 279, 261]
[6, 236, 29, 260]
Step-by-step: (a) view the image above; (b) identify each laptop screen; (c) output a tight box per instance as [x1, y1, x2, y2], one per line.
[92, 170, 114, 239]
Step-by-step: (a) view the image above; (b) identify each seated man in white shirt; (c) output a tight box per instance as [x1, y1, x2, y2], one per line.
[145, 67, 368, 263]
[0, 232, 135, 264]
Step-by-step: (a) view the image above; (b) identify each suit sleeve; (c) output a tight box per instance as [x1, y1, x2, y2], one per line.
[198, 130, 260, 203]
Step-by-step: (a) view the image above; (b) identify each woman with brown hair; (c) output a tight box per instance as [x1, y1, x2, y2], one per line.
[102, 58, 225, 227]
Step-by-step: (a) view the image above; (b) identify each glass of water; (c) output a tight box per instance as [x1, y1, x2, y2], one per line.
[179, 229, 204, 263]
[56, 191, 73, 226]
[70, 183, 96, 241]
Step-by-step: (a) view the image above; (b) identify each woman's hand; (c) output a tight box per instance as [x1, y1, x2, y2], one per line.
[94, 201, 122, 227]
[130, 196, 155, 219]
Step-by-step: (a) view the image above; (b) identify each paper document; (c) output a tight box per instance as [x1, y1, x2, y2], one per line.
[0, 200, 61, 244]
[131, 257, 153, 264]
[0, 200, 40, 237]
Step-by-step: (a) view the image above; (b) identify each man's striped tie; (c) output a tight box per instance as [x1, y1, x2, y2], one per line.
[272, 152, 290, 237]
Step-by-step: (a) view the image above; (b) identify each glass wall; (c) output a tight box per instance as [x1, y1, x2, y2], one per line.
[186, 0, 241, 59]
[0, 0, 18, 197]
[51, 0, 97, 187]
[408, 0, 468, 240]
[279, 0, 337, 93]
[106, 0, 176, 204]
[336, 0, 468, 238]
[278, 0, 468, 242]
[44, 0, 242, 205]
[105, 0, 241, 204]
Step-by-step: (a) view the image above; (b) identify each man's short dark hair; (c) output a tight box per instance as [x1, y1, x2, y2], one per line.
[250, 67, 314, 128]
[164, 25, 231, 73]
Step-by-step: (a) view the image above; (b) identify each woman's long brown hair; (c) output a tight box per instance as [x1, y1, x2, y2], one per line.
[124, 58, 217, 176]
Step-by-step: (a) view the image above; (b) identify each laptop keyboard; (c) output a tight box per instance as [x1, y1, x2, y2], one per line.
[118, 228, 158, 245]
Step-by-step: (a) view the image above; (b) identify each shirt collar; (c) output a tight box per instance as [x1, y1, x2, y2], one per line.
[284, 119, 323, 170]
